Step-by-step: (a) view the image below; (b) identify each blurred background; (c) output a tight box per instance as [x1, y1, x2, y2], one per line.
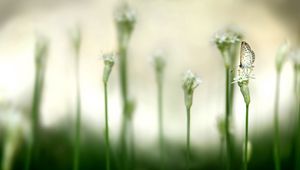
[0, 0, 299, 169]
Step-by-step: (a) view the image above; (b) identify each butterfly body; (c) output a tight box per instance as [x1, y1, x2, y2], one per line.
[239, 41, 255, 69]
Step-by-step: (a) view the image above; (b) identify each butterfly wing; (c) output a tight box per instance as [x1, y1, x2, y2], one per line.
[240, 41, 255, 68]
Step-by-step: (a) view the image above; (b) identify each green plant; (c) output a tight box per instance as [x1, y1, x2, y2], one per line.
[214, 28, 242, 169]
[114, 3, 136, 170]
[70, 26, 82, 170]
[102, 53, 115, 170]
[152, 51, 166, 170]
[289, 49, 300, 170]
[273, 42, 290, 170]
[182, 70, 201, 170]
[233, 41, 256, 170]
[26, 36, 49, 170]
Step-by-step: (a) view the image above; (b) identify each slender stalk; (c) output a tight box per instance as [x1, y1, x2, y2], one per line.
[25, 142, 32, 170]
[296, 95, 300, 170]
[225, 67, 232, 170]
[295, 67, 300, 170]
[120, 115, 128, 170]
[26, 39, 48, 170]
[26, 68, 41, 170]
[129, 119, 135, 170]
[104, 83, 111, 170]
[186, 107, 191, 170]
[119, 43, 129, 170]
[273, 72, 281, 170]
[244, 104, 249, 170]
[157, 72, 165, 170]
[73, 51, 81, 170]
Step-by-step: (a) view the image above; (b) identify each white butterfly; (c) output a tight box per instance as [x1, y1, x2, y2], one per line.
[239, 41, 255, 69]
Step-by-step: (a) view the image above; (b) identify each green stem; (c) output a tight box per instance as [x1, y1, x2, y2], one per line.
[120, 116, 128, 170]
[296, 96, 300, 170]
[157, 74, 165, 170]
[119, 43, 129, 170]
[26, 56, 46, 170]
[225, 67, 232, 170]
[244, 104, 249, 170]
[25, 141, 32, 170]
[295, 68, 300, 170]
[129, 119, 135, 170]
[273, 72, 281, 170]
[186, 107, 191, 170]
[74, 53, 81, 170]
[104, 83, 111, 170]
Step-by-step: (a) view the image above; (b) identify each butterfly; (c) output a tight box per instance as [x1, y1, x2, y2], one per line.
[239, 41, 255, 69]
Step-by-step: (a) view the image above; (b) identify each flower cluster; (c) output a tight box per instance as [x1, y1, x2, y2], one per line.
[214, 28, 243, 67]
[182, 70, 202, 109]
[114, 3, 136, 44]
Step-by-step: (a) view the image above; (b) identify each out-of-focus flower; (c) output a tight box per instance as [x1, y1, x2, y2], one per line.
[289, 48, 300, 67]
[182, 70, 202, 109]
[70, 26, 82, 55]
[102, 53, 116, 83]
[275, 41, 290, 72]
[114, 3, 136, 47]
[35, 36, 49, 70]
[152, 50, 166, 81]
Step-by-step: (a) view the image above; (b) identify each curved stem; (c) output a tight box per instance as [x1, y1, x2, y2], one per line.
[273, 72, 281, 170]
[244, 104, 249, 170]
[104, 83, 111, 170]
[186, 107, 191, 170]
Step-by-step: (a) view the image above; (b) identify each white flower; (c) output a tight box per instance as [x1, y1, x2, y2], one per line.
[182, 70, 202, 92]
[213, 28, 242, 50]
[152, 49, 166, 73]
[114, 3, 136, 25]
[182, 70, 202, 109]
[289, 49, 300, 65]
[102, 52, 116, 83]
[232, 67, 255, 84]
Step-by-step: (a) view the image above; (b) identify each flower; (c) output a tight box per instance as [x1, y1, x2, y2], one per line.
[114, 3, 136, 42]
[102, 53, 116, 83]
[70, 26, 81, 55]
[289, 48, 300, 67]
[232, 67, 255, 84]
[233, 67, 252, 105]
[152, 50, 166, 75]
[182, 70, 202, 109]
[35, 36, 49, 68]
[213, 28, 243, 67]
[275, 41, 290, 72]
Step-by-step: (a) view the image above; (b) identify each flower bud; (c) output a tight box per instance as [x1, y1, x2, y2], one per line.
[102, 53, 115, 83]
[238, 81, 250, 105]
